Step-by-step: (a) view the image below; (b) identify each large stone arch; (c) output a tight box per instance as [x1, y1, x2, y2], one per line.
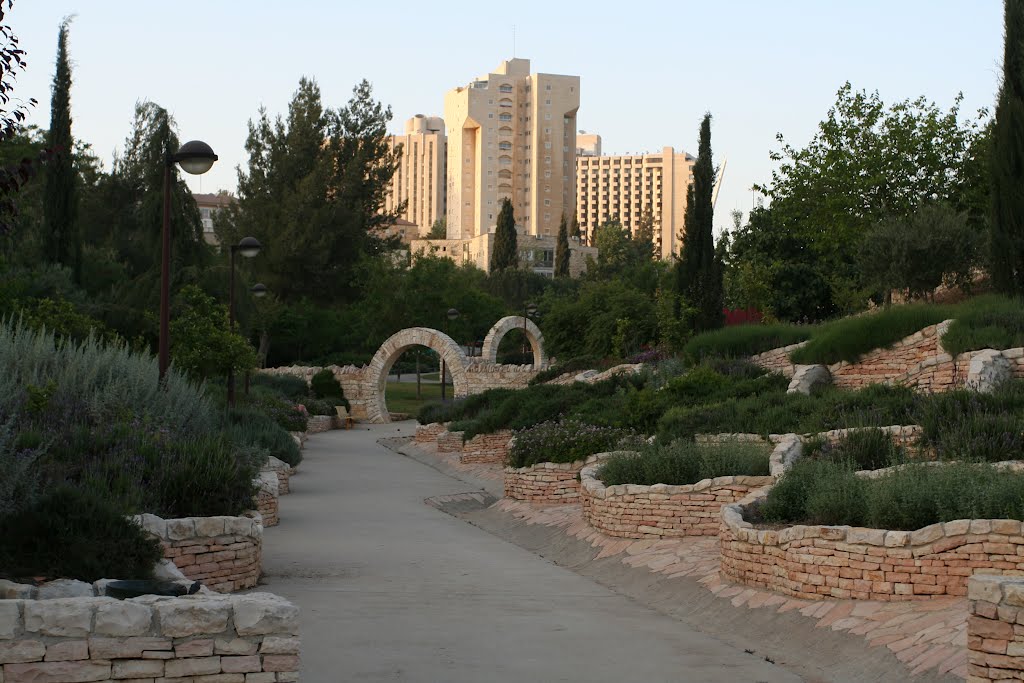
[364, 327, 469, 423]
[481, 316, 547, 367]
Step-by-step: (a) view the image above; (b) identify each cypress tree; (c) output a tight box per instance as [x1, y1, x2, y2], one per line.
[490, 197, 518, 272]
[676, 113, 722, 331]
[991, 0, 1024, 296]
[44, 17, 79, 283]
[554, 213, 570, 277]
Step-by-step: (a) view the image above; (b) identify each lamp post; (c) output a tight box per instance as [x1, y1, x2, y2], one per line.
[441, 307, 459, 403]
[227, 237, 263, 407]
[159, 140, 218, 383]
[523, 302, 537, 365]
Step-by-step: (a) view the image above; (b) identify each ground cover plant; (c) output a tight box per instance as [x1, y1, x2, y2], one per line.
[801, 428, 908, 471]
[598, 440, 771, 487]
[506, 419, 637, 468]
[758, 459, 1024, 531]
[0, 319, 273, 581]
[683, 324, 816, 362]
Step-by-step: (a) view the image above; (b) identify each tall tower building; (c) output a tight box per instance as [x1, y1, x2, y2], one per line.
[576, 147, 696, 260]
[384, 115, 447, 236]
[444, 58, 580, 241]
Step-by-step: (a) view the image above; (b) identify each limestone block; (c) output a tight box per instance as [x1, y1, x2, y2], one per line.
[0, 640, 45, 664]
[155, 598, 231, 637]
[969, 574, 1008, 603]
[259, 637, 300, 655]
[2, 660, 112, 681]
[23, 599, 94, 638]
[166, 518, 197, 541]
[233, 594, 299, 636]
[94, 600, 153, 637]
[194, 517, 227, 538]
[0, 602, 20, 640]
[787, 364, 832, 395]
[135, 513, 167, 538]
[36, 580, 95, 600]
[43, 640, 88, 662]
[152, 559, 188, 583]
[164, 655, 222, 677]
[967, 349, 1012, 393]
[112, 658, 165, 678]
[87, 637, 171, 659]
[214, 639, 258, 656]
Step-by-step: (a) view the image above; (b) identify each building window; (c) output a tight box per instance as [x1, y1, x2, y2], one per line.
[545, 99, 551, 105]
[499, 113, 512, 122]
[544, 199, 551, 206]
[499, 84, 513, 93]
[545, 113, 551, 120]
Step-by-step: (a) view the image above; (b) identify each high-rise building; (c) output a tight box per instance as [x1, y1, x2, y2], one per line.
[444, 58, 580, 241]
[384, 115, 447, 236]
[576, 147, 696, 260]
[193, 192, 236, 246]
[576, 132, 601, 157]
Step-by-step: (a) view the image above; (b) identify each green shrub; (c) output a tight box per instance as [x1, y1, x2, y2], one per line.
[942, 295, 1024, 356]
[227, 407, 302, 467]
[250, 373, 309, 402]
[245, 390, 308, 432]
[790, 304, 952, 365]
[759, 460, 1024, 530]
[915, 385, 1024, 462]
[805, 428, 907, 471]
[683, 323, 814, 362]
[311, 368, 345, 401]
[507, 419, 636, 468]
[304, 398, 337, 416]
[0, 486, 163, 582]
[599, 440, 770, 486]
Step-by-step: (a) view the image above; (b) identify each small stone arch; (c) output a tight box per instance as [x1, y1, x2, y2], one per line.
[365, 327, 469, 423]
[481, 316, 547, 367]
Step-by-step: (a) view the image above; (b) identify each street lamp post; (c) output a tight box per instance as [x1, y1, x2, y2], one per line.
[441, 307, 459, 403]
[227, 237, 263, 407]
[523, 302, 537, 364]
[159, 140, 218, 383]
[243, 283, 268, 398]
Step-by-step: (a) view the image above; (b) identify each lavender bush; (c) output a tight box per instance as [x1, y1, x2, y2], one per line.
[507, 419, 637, 468]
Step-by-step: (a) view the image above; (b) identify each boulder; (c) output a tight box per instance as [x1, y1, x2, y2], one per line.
[787, 364, 832, 395]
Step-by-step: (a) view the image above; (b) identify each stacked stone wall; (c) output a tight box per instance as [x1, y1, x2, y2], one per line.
[460, 431, 513, 464]
[435, 430, 465, 454]
[720, 497, 1024, 601]
[968, 574, 1024, 680]
[0, 592, 299, 682]
[580, 463, 771, 539]
[254, 473, 279, 528]
[464, 362, 539, 392]
[415, 422, 448, 443]
[260, 457, 292, 496]
[305, 415, 334, 434]
[504, 454, 610, 504]
[749, 342, 809, 379]
[135, 514, 262, 594]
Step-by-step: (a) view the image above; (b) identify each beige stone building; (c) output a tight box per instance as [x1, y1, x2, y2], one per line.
[576, 146, 696, 260]
[384, 115, 447, 236]
[576, 132, 602, 157]
[193, 192, 236, 246]
[444, 58, 580, 241]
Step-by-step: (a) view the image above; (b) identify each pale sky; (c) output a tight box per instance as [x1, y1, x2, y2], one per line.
[13, 1, 1004, 236]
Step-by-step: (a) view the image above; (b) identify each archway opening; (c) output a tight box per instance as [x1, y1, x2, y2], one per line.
[367, 327, 469, 423]
[384, 347, 446, 418]
[496, 328, 535, 366]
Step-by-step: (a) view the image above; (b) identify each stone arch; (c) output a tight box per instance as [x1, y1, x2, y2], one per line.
[365, 327, 469, 424]
[481, 316, 547, 368]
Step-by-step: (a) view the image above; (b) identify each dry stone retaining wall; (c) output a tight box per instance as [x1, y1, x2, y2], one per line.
[967, 574, 1024, 680]
[504, 454, 610, 504]
[749, 342, 808, 379]
[435, 430, 465, 454]
[415, 422, 447, 443]
[136, 514, 262, 594]
[720, 489, 1024, 601]
[255, 473, 279, 528]
[305, 415, 334, 434]
[459, 431, 513, 464]
[580, 462, 772, 539]
[0, 592, 299, 682]
[260, 457, 292, 496]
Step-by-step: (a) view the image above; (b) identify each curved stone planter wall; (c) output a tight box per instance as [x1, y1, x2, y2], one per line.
[0, 592, 299, 681]
[580, 462, 772, 539]
[136, 514, 262, 594]
[436, 430, 465, 453]
[255, 473, 280, 527]
[504, 453, 614, 504]
[720, 491, 1024, 601]
[460, 431, 513, 464]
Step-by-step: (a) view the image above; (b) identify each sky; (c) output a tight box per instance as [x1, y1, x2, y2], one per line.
[12, 0, 1005, 236]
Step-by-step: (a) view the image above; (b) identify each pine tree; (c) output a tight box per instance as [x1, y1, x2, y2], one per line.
[554, 213, 570, 277]
[490, 197, 518, 272]
[991, 0, 1024, 296]
[44, 17, 79, 283]
[676, 114, 723, 331]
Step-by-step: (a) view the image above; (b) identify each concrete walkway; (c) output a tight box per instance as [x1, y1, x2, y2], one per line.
[260, 423, 800, 682]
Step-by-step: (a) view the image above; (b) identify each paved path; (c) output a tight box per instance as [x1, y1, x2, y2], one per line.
[260, 423, 798, 682]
